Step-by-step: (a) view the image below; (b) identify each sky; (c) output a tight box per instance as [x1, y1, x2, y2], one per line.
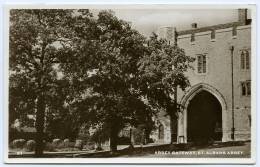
[92, 8, 251, 37]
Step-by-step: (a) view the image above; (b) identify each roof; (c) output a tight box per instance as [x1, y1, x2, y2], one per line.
[177, 19, 251, 36]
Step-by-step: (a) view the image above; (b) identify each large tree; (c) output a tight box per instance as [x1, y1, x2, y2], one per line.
[61, 10, 155, 152]
[10, 9, 193, 156]
[138, 33, 195, 143]
[9, 9, 76, 156]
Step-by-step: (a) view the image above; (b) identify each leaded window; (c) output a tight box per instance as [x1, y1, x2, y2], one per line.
[240, 50, 250, 70]
[197, 54, 207, 74]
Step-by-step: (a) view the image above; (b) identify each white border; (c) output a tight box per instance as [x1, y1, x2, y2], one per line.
[2, 4, 257, 164]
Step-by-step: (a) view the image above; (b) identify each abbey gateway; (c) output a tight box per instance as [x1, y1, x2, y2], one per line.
[8, 9, 252, 153]
[152, 9, 251, 144]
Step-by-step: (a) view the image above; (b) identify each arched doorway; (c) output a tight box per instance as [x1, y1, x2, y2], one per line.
[187, 90, 222, 143]
[158, 124, 164, 140]
[178, 83, 228, 143]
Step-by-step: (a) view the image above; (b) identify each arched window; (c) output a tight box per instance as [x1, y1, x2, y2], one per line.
[245, 51, 250, 69]
[241, 80, 251, 96]
[158, 124, 164, 140]
[240, 50, 250, 70]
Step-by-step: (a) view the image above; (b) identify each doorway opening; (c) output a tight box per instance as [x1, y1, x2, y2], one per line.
[187, 90, 222, 143]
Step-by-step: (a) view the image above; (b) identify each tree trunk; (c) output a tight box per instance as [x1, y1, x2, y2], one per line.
[144, 128, 150, 144]
[170, 113, 175, 144]
[35, 94, 45, 157]
[96, 141, 103, 151]
[168, 105, 177, 144]
[109, 125, 118, 153]
[127, 128, 134, 150]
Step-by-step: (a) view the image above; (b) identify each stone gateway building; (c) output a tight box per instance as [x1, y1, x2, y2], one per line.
[154, 9, 251, 144]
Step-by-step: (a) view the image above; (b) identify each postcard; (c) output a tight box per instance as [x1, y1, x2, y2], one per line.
[4, 4, 256, 164]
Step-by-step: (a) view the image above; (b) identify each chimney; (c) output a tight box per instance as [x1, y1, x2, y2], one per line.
[191, 23, 197, 29]
[157, 26, 177, 43]
[238, 9, 247, 25]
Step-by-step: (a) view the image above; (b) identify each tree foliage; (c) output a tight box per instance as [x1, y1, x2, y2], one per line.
[138, 33, 195, 142]
[9, 9, 76, 156]
[138, 33, 195, 106]
[9, 9, 194, 155]
[62, 10, 156, 152]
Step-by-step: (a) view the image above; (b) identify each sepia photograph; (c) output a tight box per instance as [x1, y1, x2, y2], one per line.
[4, 4, 256, 164]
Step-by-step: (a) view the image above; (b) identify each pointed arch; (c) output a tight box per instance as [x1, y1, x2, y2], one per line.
[180, 83, 227, 110]
[177, 83, 229, 143]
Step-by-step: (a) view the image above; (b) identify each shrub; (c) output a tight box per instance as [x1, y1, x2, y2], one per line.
[52, 138, 64, 148]
[74, 139, 83, 150]
[83, 142, 95, 151]
[52, 138, 61, 145]
[68, 142, 76, 148]
[25, 140, 36, 151]
[63, 139, 70, 147]
[64, 138, 69, 143]
[11, 139, 26, 149]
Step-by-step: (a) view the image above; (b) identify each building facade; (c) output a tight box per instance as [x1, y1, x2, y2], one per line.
[154, 9, 251, 144]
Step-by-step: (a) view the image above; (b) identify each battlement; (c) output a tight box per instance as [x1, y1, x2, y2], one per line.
[177, 24, 251, 43]
[178, 21, 250, 37]
[157, 9, 252, 43]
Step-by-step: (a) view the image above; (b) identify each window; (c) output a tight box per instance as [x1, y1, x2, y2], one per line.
[197, 54, 207, 74]
[240, 50, 250, 69]
[211, 30, 215, 39]
[232, 26, 237, 36]
[158, 124, 164, 140]
[247, 81, 251, 95]
[241, 81, 251, 96]
[191, 33, 195, 42]
[248, 115, 251, 127]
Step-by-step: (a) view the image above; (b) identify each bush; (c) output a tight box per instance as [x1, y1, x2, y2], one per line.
[63, 139, 70, 147]
[68, 142, 76, 148]
[64, 138, 69, 142]
[74, 139, 83, 150]
[52, 138, 61, 145]
[25, 140, 36, 151]
[11, 139, 26, 149]
[52, 138, 64, 148]
[83, 142, 95, 151]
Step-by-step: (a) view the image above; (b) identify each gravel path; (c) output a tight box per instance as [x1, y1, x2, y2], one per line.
[122, 142, 251, 158]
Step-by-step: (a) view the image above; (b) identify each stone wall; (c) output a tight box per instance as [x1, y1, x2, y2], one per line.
[155, 10, 251, 143]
